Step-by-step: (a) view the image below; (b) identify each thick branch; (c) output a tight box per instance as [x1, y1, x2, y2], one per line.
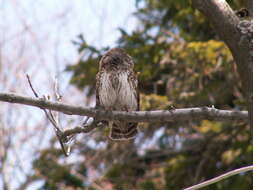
[192, 0, 253, 135]
[0, 92, 248, 122]
[192, 0, 240, 49]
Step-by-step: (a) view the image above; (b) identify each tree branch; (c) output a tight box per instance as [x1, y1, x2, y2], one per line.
[191, 0, 253, 136]
[191, 0, 240, 49]
[0, 92, 248, 123]
[26, 74, 71, 156]
[183, 165, 253, 190]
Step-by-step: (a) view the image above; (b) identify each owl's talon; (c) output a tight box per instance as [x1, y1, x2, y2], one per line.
[168, 105, 176, 111]
[124, 106, 129, 112]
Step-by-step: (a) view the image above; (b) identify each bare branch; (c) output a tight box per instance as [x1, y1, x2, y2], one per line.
[26, 75, 61, 131]
[61, 121, 103, 140]
[0, 92, 248, 123]
[26, 75, 70, 156]
[183, 165, 253, 190]
[26, 74, 39, 98]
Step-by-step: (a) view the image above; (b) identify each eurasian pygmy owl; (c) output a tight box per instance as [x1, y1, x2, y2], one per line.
[96, 48, 139, 140]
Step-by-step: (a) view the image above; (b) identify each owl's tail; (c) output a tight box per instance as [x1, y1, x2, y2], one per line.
[109, 122, 138, 140]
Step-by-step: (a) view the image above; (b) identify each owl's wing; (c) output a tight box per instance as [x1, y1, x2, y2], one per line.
[128, 70, 139, 111]
[95, 72, 101, 109]
[110, 71, 139, 140]
[137, 80, 140, 111]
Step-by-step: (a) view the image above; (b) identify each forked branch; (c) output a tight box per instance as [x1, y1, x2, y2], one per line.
[0, 92, 248, 123]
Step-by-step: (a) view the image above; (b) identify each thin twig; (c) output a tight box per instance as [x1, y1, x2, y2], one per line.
[183, 165, 253, 190]
[53, 76, 62, 101]
[48, 109, 58, 128]
[27, 75, 58, 129]
[53, 76, 61, 124]
[53, 75, 76, 155]
[82, 116, 90, 126]
[26, 74, 39, 98]
[26, 74, 69, 156]
[61, 121, 103, 139]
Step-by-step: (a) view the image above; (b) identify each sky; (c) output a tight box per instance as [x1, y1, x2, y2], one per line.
[0, 0, 138, 189]
[1, 0, 138, 84]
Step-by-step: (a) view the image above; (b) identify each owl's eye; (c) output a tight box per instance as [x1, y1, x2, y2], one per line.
[103, 56, 118, 65]
[235, 8, 249, 18]
[111, 57, 120, 65]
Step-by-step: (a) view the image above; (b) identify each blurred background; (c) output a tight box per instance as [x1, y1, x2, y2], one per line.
[0, 0, 252, 190]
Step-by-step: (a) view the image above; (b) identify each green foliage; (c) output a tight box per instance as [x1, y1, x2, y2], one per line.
[33, 149, 85, 189]
[32, 0, 253, 189]
[138, 181, 156, 190]
[105, 163, 145, 190]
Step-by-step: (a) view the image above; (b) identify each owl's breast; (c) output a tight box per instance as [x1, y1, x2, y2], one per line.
[99, 71, 137, 111]
[99, 72, 117, 109]
[116, 72, 138, 111]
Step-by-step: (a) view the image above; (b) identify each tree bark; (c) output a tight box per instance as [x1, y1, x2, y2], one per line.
[0, 92, 248, 122]
[192, 0, 253, 134]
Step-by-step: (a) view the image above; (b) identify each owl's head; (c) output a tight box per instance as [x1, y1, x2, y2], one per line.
[99, 48, 134, 70]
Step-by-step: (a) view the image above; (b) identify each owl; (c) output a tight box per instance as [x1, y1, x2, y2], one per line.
[96, 48, 139, 140]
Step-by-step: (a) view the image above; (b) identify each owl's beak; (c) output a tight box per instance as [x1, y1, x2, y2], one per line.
[110, 56, 120, 65]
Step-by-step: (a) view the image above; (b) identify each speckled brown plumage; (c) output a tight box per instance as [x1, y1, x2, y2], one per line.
[96, 48, 139, 140]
